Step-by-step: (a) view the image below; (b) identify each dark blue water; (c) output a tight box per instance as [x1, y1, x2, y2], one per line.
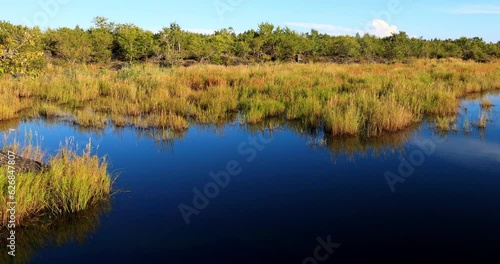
[3, 93, 500, 263]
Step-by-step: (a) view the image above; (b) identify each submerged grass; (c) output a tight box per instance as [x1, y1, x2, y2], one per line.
[475, 113, 489, 129]
[1, 59, 499, 137]
[480, 99, 494, 109]
[434, 117, 456, 132]
[0, 140, 111, 226]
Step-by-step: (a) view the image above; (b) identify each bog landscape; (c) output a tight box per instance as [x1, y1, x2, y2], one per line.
[1, 4, 500, 263]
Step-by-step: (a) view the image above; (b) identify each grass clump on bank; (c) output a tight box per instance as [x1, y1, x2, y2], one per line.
[0, 140, 112, 226]
[324, 106, 360, 136]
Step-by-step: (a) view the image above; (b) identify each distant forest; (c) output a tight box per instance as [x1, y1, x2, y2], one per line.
[1, 17, 499, 76]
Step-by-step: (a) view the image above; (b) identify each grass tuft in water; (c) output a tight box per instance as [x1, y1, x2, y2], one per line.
[480, 99, 494, 109]
[0, 139, 112, 227]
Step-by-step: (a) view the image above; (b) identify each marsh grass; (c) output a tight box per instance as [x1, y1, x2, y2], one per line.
[480, 99, 494, 109]
[145, 112, 190, 131]
[1, 59, 499, 137]
[434, 117, 456, 132]
[0, 104, 17, 121]
[74, 108, 107, 128]
[110, 114, 127, 127]
[324, 107, 360, 136]
[38, 104, 68, 118]
[0, 139, 112, 226]
[475, 113, 489, 129]
[463, 118, 471, 133]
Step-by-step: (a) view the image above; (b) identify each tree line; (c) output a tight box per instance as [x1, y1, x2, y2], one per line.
[1, 17, 499, 76]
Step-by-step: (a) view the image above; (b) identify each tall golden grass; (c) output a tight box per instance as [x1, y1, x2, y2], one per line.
[0, 59, 499, 136]
[0, 139, 111, 227]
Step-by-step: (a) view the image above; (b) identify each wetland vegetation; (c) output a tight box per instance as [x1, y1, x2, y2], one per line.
[1, 18, 500, 231]
[0, 136, 111, 227]
[1, 60, 499, 137]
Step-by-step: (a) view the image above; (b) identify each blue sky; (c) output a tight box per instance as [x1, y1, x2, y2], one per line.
[1, 0, 499, 42]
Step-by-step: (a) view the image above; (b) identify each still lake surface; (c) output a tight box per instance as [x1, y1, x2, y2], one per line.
[2, 93, 500, 263]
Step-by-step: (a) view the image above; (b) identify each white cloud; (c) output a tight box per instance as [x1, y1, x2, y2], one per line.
[285, 19, 398, 38]
[368, 19, 398, 38]
[285, 22, 362, 36]
[186, 28, 215, 35]
[448, 5, 500, 14]
[432, 138, 500, 169]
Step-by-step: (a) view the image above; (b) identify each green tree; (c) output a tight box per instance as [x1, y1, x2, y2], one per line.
[46, 27, 93, 64]
[408, 37, 427, 59]
[257, 23, 277, 60]
[0, 21, 45, 76]
[236, 30, 258, 61]
[4, 19, 500, 69]
[383, 32, 411, 62]
[89, 17, 114, 63]
[495, 41, 500, 57]
[358, 34, 383, 62]
[157, 23, 184, 66]
[306, 30, 331, 61]
[329, 36, 361, 62]
[208, 28, 235, 64]
[456, 37, 491, 62]
[274, 27, 308, 61]
[114, 24, 156, 63]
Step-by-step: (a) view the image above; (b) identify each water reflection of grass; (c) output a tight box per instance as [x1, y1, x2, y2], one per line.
[136, 128, 187, 151]
[1, 60, 499, 137]
[475, 113, 489, 129]
[0, 203, 109, 264]
[323, 127, 417, 160]
[0, 118, 21, 132]
[241, 117, 417, 160]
